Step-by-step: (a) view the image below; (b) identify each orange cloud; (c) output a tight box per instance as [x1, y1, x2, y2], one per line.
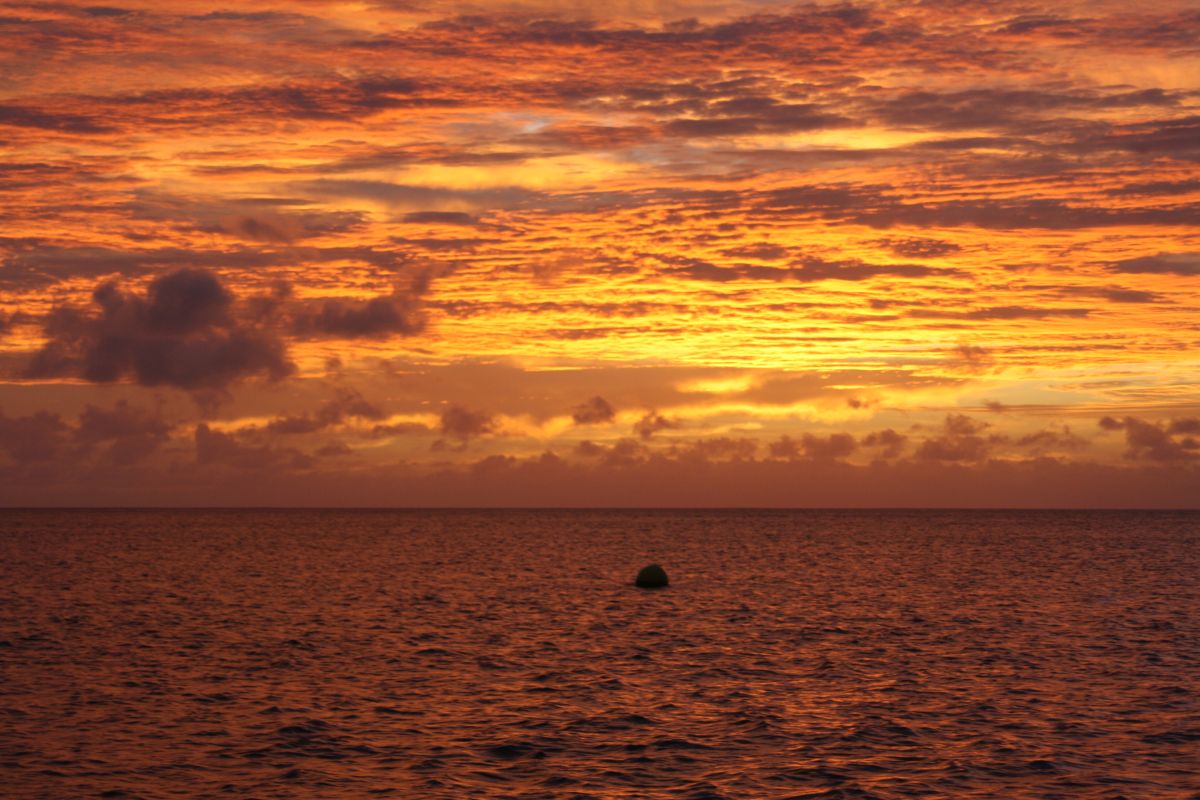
[0, 0, 1198, 505]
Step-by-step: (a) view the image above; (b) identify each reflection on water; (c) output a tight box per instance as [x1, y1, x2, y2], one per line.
[1, 509, 1198, 798]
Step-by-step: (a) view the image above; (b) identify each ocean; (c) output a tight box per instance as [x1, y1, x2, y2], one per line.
[1, 509, 1197, 798]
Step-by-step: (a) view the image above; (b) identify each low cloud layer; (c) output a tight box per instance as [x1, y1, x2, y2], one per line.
[1099, 416, 1199, 462]
[572, 396, 616, 425]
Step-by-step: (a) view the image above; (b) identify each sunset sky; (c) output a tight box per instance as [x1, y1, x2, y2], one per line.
[1, 0, 1198, 506]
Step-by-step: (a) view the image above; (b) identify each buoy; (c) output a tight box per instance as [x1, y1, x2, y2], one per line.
[634, 564, 669, 588]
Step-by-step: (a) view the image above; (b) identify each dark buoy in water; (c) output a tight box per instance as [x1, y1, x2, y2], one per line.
[634, 564, 669, 589]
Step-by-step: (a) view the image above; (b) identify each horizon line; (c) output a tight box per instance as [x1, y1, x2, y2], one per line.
[2, 506, 1198, 512]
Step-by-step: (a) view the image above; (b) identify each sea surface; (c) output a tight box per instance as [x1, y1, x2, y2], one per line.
[1, 509, 1198, 799]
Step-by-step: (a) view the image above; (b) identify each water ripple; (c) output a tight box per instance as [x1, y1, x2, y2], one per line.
[1, 509, 1198, 798]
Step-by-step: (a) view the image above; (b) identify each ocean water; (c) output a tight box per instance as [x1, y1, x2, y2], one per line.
[1, 509, 1198, 799]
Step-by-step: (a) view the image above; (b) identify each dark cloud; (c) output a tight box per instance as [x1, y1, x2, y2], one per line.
[228, 217, 297, 244]
[657, 257, 760, 282]
[911, 306, 1090, 321]
[77, 75, 460, 131]
[670, 437, 758, 462]
[574, 439, 606, 458]
[1097, 116, 1200, 160]
[211, 210, 366, 244]
[398, 236, 494, 252]
[916, 414, 1003, 462]
[0, 402, 173, 470]
[195, 424, 310, 470]
[866, 87, 1180, 133]
[0, 104, 113, 134]
[952, 343, 992, 369]
[874, 237, 961, 258]
[24, 269, 294, 391]
[266, 388, 385, 435]
[367, 421, 429, 440]
[1079, 287, 1162, 304]
[753, 184, 1200, 230]
[75, 400, 171, 466]
[80, 6, 136, 18]
[0, 410, 69, 464]
[861, 428, 907, 458]
[801, 432, 857, 460]
[436, 404, 494, 450]
[790, 256, 946, 282]
[20, 441, 1195, 507]
[574, 437, 648, 467]
[660, 253, 952, 283]
[1170, 418, 1200, 435]
[867, 198, 1199, 230]
[720, 242, 790, 260]
[1106, 179, 1200, 198]
[768, 433, 857, 461]
[290, 289, 425, 339]
[1101, 288, 1160, 303]
[950, 340, 988, 359]
[995, 14, 1079, 36]
[1098, 416, 1198, 462]
[572, 395, 616, 425]
[1016, 426, 1089, 455]
[1107, 253, 1200, 276]
[768, 435, 801, 460]
[401, 211, 481, 226]
[634, 411, 681, 440]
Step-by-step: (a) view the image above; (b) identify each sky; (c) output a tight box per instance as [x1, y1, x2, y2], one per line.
[1, 0, 1198, 506]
